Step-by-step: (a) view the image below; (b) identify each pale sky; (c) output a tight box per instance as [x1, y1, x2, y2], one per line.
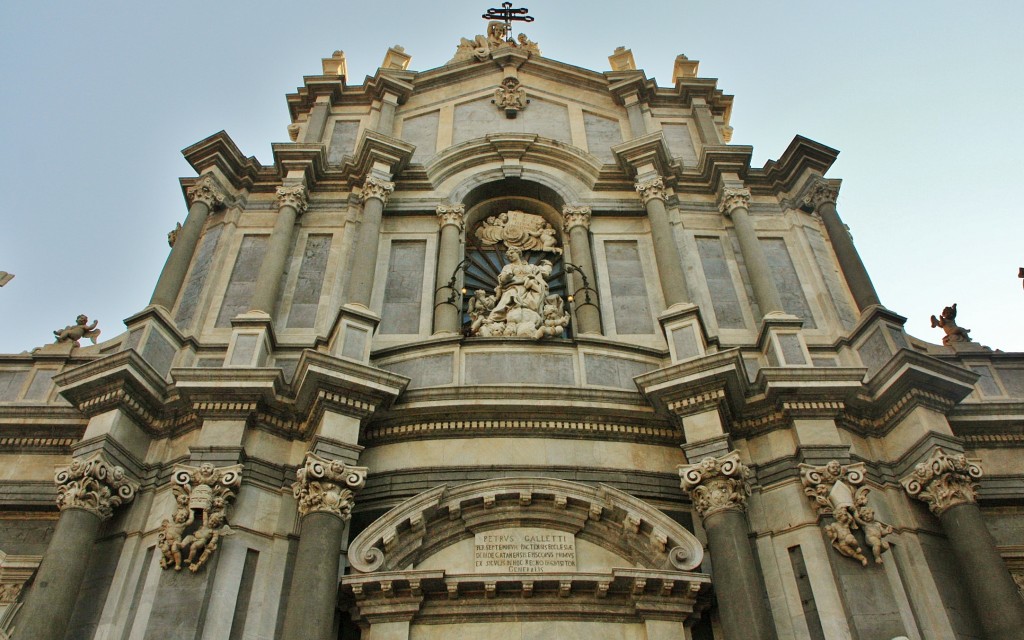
[1, 1, 1021, 354]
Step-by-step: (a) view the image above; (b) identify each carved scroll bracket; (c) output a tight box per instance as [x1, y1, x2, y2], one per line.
[157, 463, 242, 573]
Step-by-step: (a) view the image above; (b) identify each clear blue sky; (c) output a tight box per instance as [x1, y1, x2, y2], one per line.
[1, 1, 1021, 353]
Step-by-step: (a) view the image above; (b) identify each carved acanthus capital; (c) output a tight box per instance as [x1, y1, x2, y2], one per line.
[361, 176, 395, 205]
[901, 448, 983, 516]
[679, 452, 752, 520]
[436, 204, 466, 230]
[55, 452, 138, 520]
[717, 187, 751, 216]
[186, 175, 226, 210]
[802, 179, 839, 210]
[276, 184, 309, 215]
[562, 205, 592, 231]
[635, 177, 667, 204]
[292, 452, 368, 520]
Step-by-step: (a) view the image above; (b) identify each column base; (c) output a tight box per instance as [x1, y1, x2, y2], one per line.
[326, 305, 380, 363]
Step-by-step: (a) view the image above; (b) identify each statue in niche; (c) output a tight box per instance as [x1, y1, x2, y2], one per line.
[474, 211, 562, 255]
[471, 247, 569, 339]
[53, 314, 100, 347]
[930, 303, 971, 345]
[157, 463, 241, 573]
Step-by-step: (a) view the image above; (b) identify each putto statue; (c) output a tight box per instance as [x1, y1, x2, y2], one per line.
[474, 211, 562, 255]
[469, 247, 569, 339]
[930, 303, 971, 345]
[450, 21, 540, 63]
[157, 463, 242, 573]
[53, 315, 101, 347]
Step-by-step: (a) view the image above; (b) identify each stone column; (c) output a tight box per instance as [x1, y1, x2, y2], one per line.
[902, 448, 1024, 640]
[635, 177, 691, 308]
[691, 99, 721, 145]
[151, 175, 225, 310]
[803, 180, 881, 312]
[250, 184, 308, 315]
[346, 176, 394, 308]
[719, 187, 784, 317]
[16, 453, 138, 640]
[281, 453, 368, 640]
[680, 452, 776, 640]
[432, 204, 465, 335]
[562, 205, 602, 335]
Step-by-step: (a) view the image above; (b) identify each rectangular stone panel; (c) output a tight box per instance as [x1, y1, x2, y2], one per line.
[696, 236, 746, 329]
[584, 353, 655, 389]
[275, 358, 299, 383]
[286, 234, 332, 329]
[327, 120, 360, 165]
[216, 235, 269, 327]
[381, 353, 454, 389]
[474, 528, 576, 573]
[453, 97, 571, 145]
[465, 352, 575, 385]
[971, 364, 1003, 396]
[0, 370, 28, 401]
[175, 225, 223, 329]
[671, 327, 701, 360]
[787, 545, 826, 640]
[803, 226, 857, 331]
[380, 240, 427, 335]
[760, 237, 817, 328]
[583, 111, 622, 164]
[777, 333, 807, 365]
[604, 240, 654, 335]
[141, 330, 177, 378]
[662, 123, 698, 165]
[402, 110, 439, 163]
[996, 367, 1024, 397]
[229, 334, 259, 366]
[341, 326, 368, 360]
[23, 369, 55, 401]
[857, 328, 892, 378]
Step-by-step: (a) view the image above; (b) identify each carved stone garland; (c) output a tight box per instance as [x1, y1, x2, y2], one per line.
[800, 461, 893, 566]
[292, 452, 368, 520]
[678, 452, 752, 520]
[157, 463, 242, 573]
[55, 452, 138, 520]
[900, 448, 982, 516]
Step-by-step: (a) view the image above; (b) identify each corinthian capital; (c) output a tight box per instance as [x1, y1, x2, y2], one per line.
[901, 448, 983, 516]
[361, 176, 395, 205]
[801, 178, 840, 210]
[562, 205, 592, 231]
[276, 184, 309, 215]
[436, 204, 465, 230]
[186, 175, 226, 209]
[635, 177, 667, 204]
[292, 452, 368, 520]
[717, 187, 751, 216]
[55, 452, 138, 520]
[679, 451, 752, 520]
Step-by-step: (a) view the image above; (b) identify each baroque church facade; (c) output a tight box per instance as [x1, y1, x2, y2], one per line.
[2, 20, 1023, 640]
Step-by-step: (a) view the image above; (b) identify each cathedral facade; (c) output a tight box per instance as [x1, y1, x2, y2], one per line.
[2, 22, 1023, 640]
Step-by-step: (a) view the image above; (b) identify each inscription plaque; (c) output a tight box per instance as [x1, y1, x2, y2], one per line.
[474, 527, 577, 573]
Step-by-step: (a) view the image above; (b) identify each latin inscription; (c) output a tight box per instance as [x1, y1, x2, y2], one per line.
[474, 527, 576, 573]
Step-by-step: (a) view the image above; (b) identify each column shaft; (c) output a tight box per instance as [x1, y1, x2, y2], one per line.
[15, 508, 103, 640]
[730, 205, 784, 316]
[432, 221, 463, 334]
[566, 225, 601, 335]
[939, 503, 1024, 640]
[816, 201, 880, 311]
[150, 199, 210, 310]
[347, 196, 385, 308]
[692, 103, 721, 145]
[250, 203, 299, 314]
[643, 196, 690, 307]
[281, 512, 346, 640]
[703, 509, 777, 640]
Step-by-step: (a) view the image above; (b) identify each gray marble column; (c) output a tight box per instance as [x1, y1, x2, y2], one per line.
[16, 453, 137, 640]
[719, 187, 784, 317]
[432, 204, 465, 335]
[803, 180, 880, 312]
[680, 452, 777, 640]
[346, 176, 394, 308]
[902, 448, 1024, 640]
[281, 454, 368, 640]
[151, 175, 225, 310]
[250, 184, 308, 315]
[635, 177, 691, 308]
[562, 205, 602, 335]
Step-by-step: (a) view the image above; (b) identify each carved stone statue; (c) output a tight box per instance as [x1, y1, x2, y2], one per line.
[53, 315, 100, 347]
[450, 22, 540, 63]
[473, 211, 562, 254]
[158, 492, 195, 571]
[167, 222, 183, 247]
[825, 506, 868, 566]
[157, 463, 242, 573]
[470, 247, 569, 339]
[516, 33, 540, 55]
[930, 303, 971, 345]
[856, 506, 894, 564]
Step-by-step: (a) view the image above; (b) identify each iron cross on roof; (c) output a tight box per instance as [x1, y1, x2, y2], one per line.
[482, 2, 534, 42]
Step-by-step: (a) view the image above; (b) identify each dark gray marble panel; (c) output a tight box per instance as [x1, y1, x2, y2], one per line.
[286, 234, 332, 329]
[777, 333, 806, 365]
[465, 352, 575, 385]
[65, 536, 125, 640]
[760, 237, 816, 329]
[22, 369, 55, 402]
[604, 241, 653, 335]
[380, 353, 454, 389]
[583, 112, 622, 164]
[696, 236, 746, 329]
[380, 240, 427, 335]
[857, 329, 892, 378]
[216, 235, 269, 327]
[0, 517, 56, 554]
[729, 232, 761, 321]
[0, 370, 29, 401]
[142, 330, 176, 378]
[671, 327, 700, 360]
[402, 111, 439, 163]
[997, 367, 1024, 397]
[326, 120, 360, 165]
[661, 123, 698, 166]
[175, 225, 223, 329]
[804, 226, 856, 331]
[970, 365, 1003, 396]
[584, 353, 656, 389]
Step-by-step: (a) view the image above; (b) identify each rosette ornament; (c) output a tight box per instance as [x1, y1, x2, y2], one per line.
[678, 451, 752, 520]
[55, 452, 138, 520]
[292, 452, 368, 519]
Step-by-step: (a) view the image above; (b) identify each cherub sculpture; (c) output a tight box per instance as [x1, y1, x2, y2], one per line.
[53, 315, 101, 347]
[181, 510, 231, 573]
[158, 492, 195, 571]
[825, 506, 868, 566]
[930, 303, 971, 345]
[856, 507, 894, 564]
